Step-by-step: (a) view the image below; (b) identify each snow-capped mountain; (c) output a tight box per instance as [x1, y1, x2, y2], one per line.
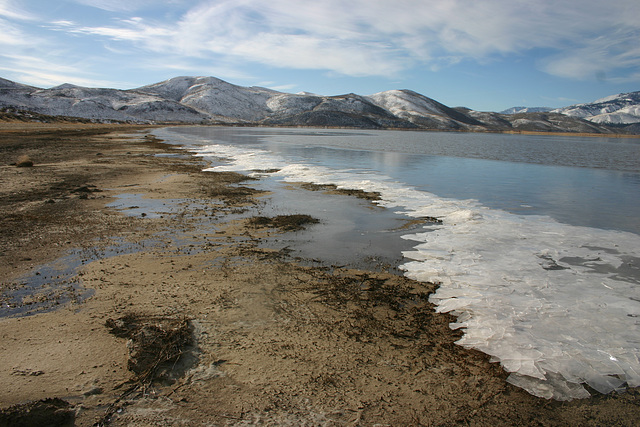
[0, 77, 38, 91]
[137, 76, 278, 122]
[0, 75, 634, 133]
[137, 77, 426, 128]
[367, 89, 484, 130]
[263, 92, 416, 129]
[0, 77, 208, 123]
[501, 106, 553, 114]
[553, 92, 640, 125]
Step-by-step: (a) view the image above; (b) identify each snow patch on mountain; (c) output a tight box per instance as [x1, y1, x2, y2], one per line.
[367, 90, 483, 129]
[266, 93, 323, 115]
[0, 77, 37, 91]
[138, 76, 280, 122]
[588, 106, 640, 124]
[501, 106, 553, 114]
[0, 79, 209, 123]
[368, 89, 449, 118]
[0, 75, 636, 132]
[554, 92, 640, 124]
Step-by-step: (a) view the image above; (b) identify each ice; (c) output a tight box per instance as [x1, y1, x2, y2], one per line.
[507, 373, 591, 400]
[160, 128, 640, 401]
[436, 297, 481, 312]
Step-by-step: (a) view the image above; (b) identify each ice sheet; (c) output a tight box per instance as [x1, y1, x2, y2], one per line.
[165, 134, 640, 400]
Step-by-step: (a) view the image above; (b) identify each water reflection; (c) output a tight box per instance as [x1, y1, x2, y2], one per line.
[163, 127, 640, 234]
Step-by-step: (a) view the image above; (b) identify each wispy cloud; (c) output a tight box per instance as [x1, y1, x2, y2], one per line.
[540, 28, 640, 82]
[0, 0, 37, 20]
[3, 0, 640, 90]
[0, 17, 31, 45]
[46, 0, 640, 82]
[0, 67, 122, 88]
[0, 53, 128, 88]
[264, 83, 297, 92]
[71, 0, 188, 13]
[49, 17, 175, 42]
[134, 57, 257, 82]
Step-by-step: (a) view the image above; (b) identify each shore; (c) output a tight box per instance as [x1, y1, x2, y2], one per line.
[1, 123, 639, 426]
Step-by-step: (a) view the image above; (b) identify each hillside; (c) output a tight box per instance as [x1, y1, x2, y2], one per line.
[553, 92, 640, 126]
[0, 76, 634, 133]
[501, 107, 554, 114]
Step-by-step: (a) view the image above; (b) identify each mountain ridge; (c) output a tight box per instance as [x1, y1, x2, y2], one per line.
[501, 107, 554, 114]
[1, 75, 637, 134]
[552, 91, 640, 126]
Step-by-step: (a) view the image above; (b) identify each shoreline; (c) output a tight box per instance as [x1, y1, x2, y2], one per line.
[3, 118, 637, 139]
[169, 122, 640, 138]
[1, 123, 639, 426]
[498, 129, 640, 138]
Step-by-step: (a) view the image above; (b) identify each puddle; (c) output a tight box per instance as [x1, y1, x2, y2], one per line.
[0, 238, 160, 318]
[0, 254, 90, 318]
[2, 179, 420, 318]
[106, 193, 222, 219]
[1, 191, 247, 318]
[244, 176, 418, 273]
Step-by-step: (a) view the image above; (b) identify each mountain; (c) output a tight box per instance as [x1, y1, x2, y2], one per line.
[501, 106, 553, 114]
[0, 77, 38, 91]
[367, 89, 485, 130]
[461, 108, 614, 134]
[137, 77, 421, 128]
[137, 76, 277, 122]
[0, 75, 635, 133]
[552, 92, 640, 125]
[0, 77, 208, 123]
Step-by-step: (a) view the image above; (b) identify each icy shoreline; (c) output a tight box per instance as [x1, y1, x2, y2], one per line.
[156, 126, 640, 400]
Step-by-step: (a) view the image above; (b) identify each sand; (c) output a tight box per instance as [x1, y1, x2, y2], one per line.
[1, 123, 639, 426]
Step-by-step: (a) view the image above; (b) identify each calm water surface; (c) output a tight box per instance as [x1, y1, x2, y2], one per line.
[166, 127, 640, 234]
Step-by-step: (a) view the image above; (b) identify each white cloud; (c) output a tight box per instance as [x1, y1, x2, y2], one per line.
[0, 0, 36, 20]
[541, 28, 640, 81]
[265, 83, 297, 92]
[134, 57, 256, 82]
[49, 17, 175, 42]
[0, 54, 125, 87]
[50, 20, 75, 27]
[0, 68, 118, 88]
[70, 0, 188, 13]
[55, 0, 638, 80]
[0, 17, 31, 45]
[215, 33, 405, 76]
[9, 0, 640, 82]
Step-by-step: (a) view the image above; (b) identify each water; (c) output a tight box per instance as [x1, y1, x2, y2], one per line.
[154, 126, 640, 400]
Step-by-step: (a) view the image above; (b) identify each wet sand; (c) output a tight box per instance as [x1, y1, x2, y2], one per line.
[1, 123, 639, 426]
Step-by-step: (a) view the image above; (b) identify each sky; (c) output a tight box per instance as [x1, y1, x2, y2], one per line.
[0, 0, 639, 112]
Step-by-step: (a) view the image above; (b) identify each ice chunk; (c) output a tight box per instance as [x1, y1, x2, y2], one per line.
[508, 373, 591, 400]
[435, 297, 480, 312]
[585, 371, 626, 394]
[399, 204, 640, 400]
[446, 209, 483, 223]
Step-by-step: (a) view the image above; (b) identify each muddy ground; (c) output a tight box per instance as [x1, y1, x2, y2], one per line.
[1, 123, 639, 426]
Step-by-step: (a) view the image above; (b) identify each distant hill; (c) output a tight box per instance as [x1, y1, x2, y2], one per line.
[0, 75, 635, 133]
[501, 107, 553, 114]
[552, 92, 640, 126]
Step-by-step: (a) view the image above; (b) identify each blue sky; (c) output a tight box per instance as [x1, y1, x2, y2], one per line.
[1, 0, 639, 112]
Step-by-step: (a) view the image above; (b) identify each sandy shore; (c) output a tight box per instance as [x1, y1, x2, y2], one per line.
[1, 123, 639, 426]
